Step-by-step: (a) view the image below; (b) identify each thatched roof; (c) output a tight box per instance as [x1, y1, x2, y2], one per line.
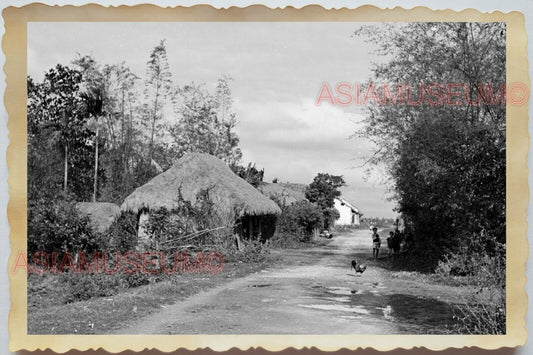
[121, 153, 281, 219]
[75, 202, 121, 233]
[258, 182, 307, 206]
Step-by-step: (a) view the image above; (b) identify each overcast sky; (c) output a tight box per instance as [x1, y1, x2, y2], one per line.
[28, 22, 397, 218]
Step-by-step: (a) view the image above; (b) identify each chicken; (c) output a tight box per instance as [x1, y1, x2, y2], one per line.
[351, 260, 367, 275]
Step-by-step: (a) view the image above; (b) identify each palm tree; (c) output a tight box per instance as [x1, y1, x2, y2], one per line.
[80, 86, 104, 202]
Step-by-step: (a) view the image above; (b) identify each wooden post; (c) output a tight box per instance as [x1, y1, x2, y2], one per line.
[63, 144, 68, 191]
[235, 234, 244, 251]
[258, 218, 263, 241]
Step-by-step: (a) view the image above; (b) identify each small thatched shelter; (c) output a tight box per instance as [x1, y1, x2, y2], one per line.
[75, 202, 121, 234]
[121, 153, 282, 243]
[258, 182, 307, 206]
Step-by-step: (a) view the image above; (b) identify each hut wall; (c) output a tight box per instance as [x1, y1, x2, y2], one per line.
[238, 215, 277, 242]
[137, 211, 151, 249]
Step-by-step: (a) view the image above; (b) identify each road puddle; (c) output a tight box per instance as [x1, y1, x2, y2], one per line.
[322, 296, 351, 303]
[378, 305, 394, 322]
[308, 286, 459, 333]
[299, 304, 370, 314]
[382, 294, 458, 332]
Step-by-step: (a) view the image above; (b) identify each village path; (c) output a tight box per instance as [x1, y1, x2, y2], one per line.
[115, 229, 464, 334]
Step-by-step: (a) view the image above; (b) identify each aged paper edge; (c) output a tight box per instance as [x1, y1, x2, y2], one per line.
[3, 3, 529, 352]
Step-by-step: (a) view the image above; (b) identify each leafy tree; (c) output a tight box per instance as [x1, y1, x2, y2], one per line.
[213, 76, 243, 165]
[74, 55, 106, 202]
[356, 24, 506, 334]
[142, 40, 174, 179]
[355, 23, 505, 264]
[27, 65, 95, 200]
[276, 200, 324, 241]
[170, 78, 242, 163]
[305, 173, 345, 229]
[97, 62, 143, 203]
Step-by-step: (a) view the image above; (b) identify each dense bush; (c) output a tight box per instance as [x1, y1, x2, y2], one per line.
[269, 232, 303, 248]
[436, 242, 506, 334]
[220, 237, 270, 263]
[143, 207, 199, 248]
[28, 193, 105, 255]
[357, 23, 505, 267]
[139, 188, 227, 250]
[305, 173, 344, 229]
[275, 200, 323, 242]
[119, 272, 153, 289]
[60, 272, 120, 303]
[108, 212, 139, 252]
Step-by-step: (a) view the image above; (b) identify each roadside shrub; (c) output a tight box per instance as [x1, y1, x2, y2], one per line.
[219, 236, 270, 263]
[144, 207, 198, 248]
[28, 192, 104, 255]
[435, 243, 505, 287]
[120, 272, 152, 289]
[269, 232, 302, 248]
[276, 200, 323, 242]
[108, 212, 139, 252]
[453, 301, 505, 335]
[435, 242, 506, 334]
[60, 272, 120, 304]
[140, 188, 226, 250]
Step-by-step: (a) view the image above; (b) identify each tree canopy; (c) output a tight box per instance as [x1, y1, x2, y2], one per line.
[28, 41, 244, 205]
[305, 173, 345, 229]
[355, 22, 505, 268]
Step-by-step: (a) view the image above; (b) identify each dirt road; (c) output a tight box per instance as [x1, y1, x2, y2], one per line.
[116, 229, 468, 334]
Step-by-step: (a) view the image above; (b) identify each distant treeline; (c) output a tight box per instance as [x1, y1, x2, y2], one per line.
[359, 217, 396, 229]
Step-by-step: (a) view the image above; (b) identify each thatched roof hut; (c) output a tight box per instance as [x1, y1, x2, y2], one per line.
[75, 202, 121, 233]
[121, 154, 281, 239]
[258, 182, 307, 206]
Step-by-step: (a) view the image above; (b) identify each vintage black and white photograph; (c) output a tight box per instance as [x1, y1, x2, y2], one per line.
[25, 20, 506, 336]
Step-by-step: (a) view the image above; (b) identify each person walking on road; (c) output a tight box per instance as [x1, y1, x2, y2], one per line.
[371, 227, 381, 259]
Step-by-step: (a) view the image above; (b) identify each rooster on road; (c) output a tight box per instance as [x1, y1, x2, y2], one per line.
[351, 260, 367, 275]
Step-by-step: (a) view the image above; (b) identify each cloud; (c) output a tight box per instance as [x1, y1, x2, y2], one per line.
[27, 21, 397, 217]
[236, 97, 372, 167]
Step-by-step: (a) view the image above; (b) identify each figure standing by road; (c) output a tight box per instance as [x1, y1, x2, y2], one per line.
[371, 227, 381, 259]
[392, 228, 402, 260]
[387, 231, 394, 258]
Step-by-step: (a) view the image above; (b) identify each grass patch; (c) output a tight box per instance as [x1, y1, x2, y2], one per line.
[28, 260, 269, 334]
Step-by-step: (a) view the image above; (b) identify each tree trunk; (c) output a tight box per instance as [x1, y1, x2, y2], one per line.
[92, 117, 99, 202]
[235, 234, 244, 251]
[148, 89, 159, 166]
[62, 110, 69, 192]
[63, 144, 68, 192]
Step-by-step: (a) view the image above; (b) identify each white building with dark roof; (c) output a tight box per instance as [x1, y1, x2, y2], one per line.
[334, 198, 362, 226]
